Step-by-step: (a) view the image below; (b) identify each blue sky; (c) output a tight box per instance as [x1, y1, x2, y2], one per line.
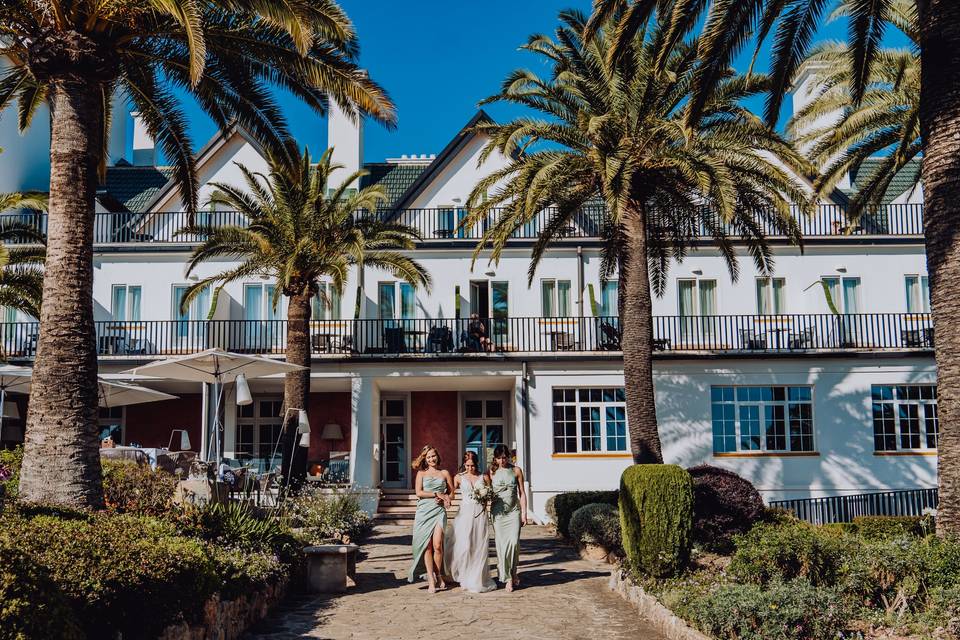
[179, 1, 911, 163]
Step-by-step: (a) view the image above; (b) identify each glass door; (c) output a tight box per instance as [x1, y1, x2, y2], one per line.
[173, 285, 210, 352]
[380, 396, 407, 488]
[243, 284, 279, 352]
[463, 396, 506, 471]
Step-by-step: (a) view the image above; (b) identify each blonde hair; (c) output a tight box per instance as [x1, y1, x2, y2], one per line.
[412, 445, 441, 471]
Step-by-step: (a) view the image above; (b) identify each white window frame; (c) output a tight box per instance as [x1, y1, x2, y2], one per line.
[243, 282, 281, 320]
[111, 284, 142, 321]
[755, 277, 786, 315]
[904, 275, 931, 314]
[98, 405, 125, 445]
[312, 282, 341, 320]
[871, 384, 938, 452]
[377, 281, 417, 320]
[235, 396, 284, 462]
[600, 280, 619, 318]
[821, 276, 862, 314]
[677, 278, 718, 316]
[710, 385, 815, 454]
[551, 387, 627, 454]
[541, 278, 572, 318]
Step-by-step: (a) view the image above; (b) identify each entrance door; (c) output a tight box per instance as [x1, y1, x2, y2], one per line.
[463, 395, 506, 471]
[379, 396, 407, 488]
[469, 281, 509, 347]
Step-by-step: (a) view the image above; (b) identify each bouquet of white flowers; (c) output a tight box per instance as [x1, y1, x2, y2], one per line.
[471, 482, 495, 517]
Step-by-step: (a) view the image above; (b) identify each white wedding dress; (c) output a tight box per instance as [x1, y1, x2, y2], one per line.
[444, 474, 496, 593]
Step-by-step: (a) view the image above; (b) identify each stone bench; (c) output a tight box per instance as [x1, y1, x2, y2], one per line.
[303, 544, 359, 593]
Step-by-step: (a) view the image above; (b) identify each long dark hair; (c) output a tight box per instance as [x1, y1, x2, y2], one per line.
[489, 444, 513, 472]
[459, 451, 480, 474]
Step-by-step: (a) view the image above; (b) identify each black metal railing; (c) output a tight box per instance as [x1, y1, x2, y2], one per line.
[0, 313, 935, 359]
[0, 203, 925, 246]
[770, 488, 939, 525]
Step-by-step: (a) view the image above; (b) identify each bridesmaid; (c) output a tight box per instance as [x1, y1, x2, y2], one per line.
[487, 444, 528, 591]
[407, 445, 454, 592]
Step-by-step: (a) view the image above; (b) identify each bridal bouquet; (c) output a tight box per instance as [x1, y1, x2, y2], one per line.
[471, 483, 495, 517]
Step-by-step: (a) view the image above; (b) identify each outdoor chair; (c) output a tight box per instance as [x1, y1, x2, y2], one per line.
[788, 328, 816, 350]
[598, 321, 621, 350]
[383, 327, 406, 354]
[902, 329, 924, 348]
[652, 337, 672, 351]
[740, 329, 767, 350]
[553, 331, 576, 351]
[427, 326, 453, 352]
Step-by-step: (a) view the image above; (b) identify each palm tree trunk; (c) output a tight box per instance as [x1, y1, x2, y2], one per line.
[621, 205, 663, 464]
[281, 292, 312, 490]
[919, 0, 960, 536]
[18, 79, 103, 507]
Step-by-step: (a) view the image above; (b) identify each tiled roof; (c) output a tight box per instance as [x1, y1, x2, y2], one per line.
[100, 165, 174, 212]
[844, 158, 922, 204]
[360, 162, 429, 210]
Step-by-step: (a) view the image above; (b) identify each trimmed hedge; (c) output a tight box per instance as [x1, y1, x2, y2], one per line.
[687, 464, 764, 553]
[551, 490, 619, 538]
[852, 515, 931, 540]
[568, 503, 621, 553]
[730, 520, 853, 587]
[619, 464, 693, 578]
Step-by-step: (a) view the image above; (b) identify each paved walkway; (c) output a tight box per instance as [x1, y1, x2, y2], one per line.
[246, 524, 666, 640]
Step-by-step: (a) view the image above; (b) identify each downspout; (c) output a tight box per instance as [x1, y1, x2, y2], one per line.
[521, 361, 533, 520]
[577, 245, 584, 317]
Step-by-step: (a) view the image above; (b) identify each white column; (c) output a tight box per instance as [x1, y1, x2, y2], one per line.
[350, 376, 379, 487]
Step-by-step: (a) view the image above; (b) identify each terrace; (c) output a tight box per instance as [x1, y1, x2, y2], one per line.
[0, 203, 925, 246]
[0, 313, 934, 360]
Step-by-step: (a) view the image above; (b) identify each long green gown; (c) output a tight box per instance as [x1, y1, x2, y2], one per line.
[407, 474, 448, 583]
[491, 466, 521, 584]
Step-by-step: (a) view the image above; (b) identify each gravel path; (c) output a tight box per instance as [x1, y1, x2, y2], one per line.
[245, 524, 667, 640]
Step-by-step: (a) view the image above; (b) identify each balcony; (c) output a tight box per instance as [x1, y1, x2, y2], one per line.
[0, 314, 933, 360]
[0, 203, 925, 247]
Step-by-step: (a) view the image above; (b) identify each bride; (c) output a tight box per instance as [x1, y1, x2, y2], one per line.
[444, 451, 496, 593]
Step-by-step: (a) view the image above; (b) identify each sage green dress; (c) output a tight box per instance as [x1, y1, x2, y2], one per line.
[490, 466, 521, 584]
[407, 474, 448, 583]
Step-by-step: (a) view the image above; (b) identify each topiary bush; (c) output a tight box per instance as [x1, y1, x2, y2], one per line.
[730, 520, 854, 587]
[551, 490, 619, 538]
[684, 579, 852, 640]
[0, 543, 83, 640]
[568, 503, 622, 554]
[102, 459, 177, 516]
[687, 464, 765, 553]
[619, 464, 693, 578]
[852, 515, 931, 540]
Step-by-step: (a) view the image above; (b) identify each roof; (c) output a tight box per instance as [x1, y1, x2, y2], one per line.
[359, 162, 429, 210]
[98, 165, 174, 212]
[844, 158, 922, 204]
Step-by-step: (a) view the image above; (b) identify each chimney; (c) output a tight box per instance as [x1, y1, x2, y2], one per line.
[107, 95, 132, 166]
[131, 112, 156, 166]
[327, 98, 363, 189]
[790, 62, 839, 156]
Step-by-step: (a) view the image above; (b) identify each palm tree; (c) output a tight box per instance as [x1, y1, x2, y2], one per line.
[589, 0, 960, 539]
[788, 0, 919, 214]
[0, 192, 47, 320]
[179, 146, 430, 483]
[2, 0, 396, 508]
[464, 10, 812, 464]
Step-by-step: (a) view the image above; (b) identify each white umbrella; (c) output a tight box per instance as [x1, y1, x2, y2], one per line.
[97, 379, 178, 408]
[123, 349, 306, 463]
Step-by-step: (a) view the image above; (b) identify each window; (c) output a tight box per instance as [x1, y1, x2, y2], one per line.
[235, 398, 284, 463]
[711, 386, 815, 454]
[312, 282, 342, 320]
[552, 387, 627, 453]
[438, 206, 467, 238]
[756, 278, 786, 314]
[678, 279, 717, 316]
[378, 282, 416, 320]
[905, 276, 931, 314]
[600, 280, 618, 318]
[173, 284, 210, 339]
[822, 276, 861, 313]
[98, 406, 124, 445]
[112, 285, 142, 321]
[541, 279, 572, 317]
[243, 283, 280, 321]
[872, 385, 938, 452]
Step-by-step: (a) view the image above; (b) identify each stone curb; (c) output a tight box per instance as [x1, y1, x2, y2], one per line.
[608, 569, 712, 640]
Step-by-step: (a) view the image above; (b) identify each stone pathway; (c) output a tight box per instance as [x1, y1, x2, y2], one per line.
[246, 524, 666, 640]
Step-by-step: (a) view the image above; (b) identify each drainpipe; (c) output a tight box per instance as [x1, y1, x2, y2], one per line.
[521, 361, 533, 518]
[577, 245, 584, 317]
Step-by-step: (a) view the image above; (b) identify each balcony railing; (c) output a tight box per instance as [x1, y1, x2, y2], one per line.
[0, 203, 925, 246]
[770, 488, 939, 525]
[0, 313, 934, 359]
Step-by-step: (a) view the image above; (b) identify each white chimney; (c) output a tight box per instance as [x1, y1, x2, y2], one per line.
[327, 98, 363, 190]
[790, 62, 840, 157]
[131, 112, 156, 166]
[107, 95, 132, 166]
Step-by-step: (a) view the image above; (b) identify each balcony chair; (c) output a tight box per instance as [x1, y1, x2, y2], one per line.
[788, 328, 816, 350]
[598, 321, 622, 350]
[427, 325, 454, 353]
[383, 327, 407, 354]
[553, 331, 576, 351]
[652, 337, 672, 351]
[902, 328, 935, 349]
[740, 329, 767, 350]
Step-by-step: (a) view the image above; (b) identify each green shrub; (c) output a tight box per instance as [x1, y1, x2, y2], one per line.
[551, 490, 618, 538]
[207, 546, 286, 600]
[619, 464, 693, 578]
[685, 579, 852, 640]
[287, 488, 373, 544]
[687, 465, 765, 554]
[0, 446, 23, 501]
[853, 515, 931, 540]
[920, 535, 960, 592]
[0, 543, 83, 640]
[0, 511, 219, 638]
[102, 459, 177, 516]
[173, 501, 300, 566]
[730, 520, 853, 587]
[568, 503, 622, 553]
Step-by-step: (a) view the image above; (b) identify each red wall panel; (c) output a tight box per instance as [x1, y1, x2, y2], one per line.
[306, 392, 352, 462]
[125, 394, 203, 450]
[410, 391, 460, 473]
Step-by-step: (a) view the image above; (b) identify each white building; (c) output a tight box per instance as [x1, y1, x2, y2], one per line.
[0, 85, 934, 522]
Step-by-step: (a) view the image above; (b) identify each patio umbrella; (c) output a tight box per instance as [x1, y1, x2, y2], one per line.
[97, 379, 178, 408]
[123, 349, 306, 463]
[0, 365, 32, 441]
